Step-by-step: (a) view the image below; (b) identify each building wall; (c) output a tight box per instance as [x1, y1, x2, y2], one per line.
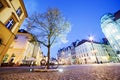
[3, 31, 43, 66]
[75, 41, 117, 64]
[103, 45, 118, 62]
[101, 12, 120, 59]
[0, 0, 27, 64]
[57, 39, 119, 65]
[57, 47, 72, 65]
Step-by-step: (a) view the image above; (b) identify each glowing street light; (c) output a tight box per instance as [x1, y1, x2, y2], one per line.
[88, 35, 99, 64]
[89, 36, 94, 41]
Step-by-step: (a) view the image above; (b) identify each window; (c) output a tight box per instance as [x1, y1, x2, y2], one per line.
[16, 7, 22, 17]
[115, 35, 120, 40]
[5, 18, 15, 30]
[87, 53, 88, 56]
[0, 2, 4, 9]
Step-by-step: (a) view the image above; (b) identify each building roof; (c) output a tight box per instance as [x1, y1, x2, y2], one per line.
[77, 39, 100, 46]
[114, 10, 120, 20]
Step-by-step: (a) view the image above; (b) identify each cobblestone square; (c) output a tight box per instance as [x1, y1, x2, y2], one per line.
[0, 63, 120, 80]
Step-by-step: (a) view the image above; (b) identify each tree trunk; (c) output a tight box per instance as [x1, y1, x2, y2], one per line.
[47, 45, 50, 69]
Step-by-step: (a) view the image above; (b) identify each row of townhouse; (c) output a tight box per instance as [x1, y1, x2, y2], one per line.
[57, 40, 79, 65]
[57, 39, 119, 65]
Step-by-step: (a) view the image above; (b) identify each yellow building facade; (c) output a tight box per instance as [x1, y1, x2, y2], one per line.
[3, 29, 43, 66]
[0, 0, 27, 65]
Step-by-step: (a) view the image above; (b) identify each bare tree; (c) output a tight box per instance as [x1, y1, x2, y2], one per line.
[25, 8, 71, 69]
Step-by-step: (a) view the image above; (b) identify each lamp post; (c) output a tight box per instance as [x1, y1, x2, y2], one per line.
[89, 36, 99, 64]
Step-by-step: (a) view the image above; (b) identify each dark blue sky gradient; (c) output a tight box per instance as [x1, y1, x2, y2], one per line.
[22, 0, 120, 57]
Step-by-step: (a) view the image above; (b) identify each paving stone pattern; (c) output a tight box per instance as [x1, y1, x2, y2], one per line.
[0, 64, 120, 80]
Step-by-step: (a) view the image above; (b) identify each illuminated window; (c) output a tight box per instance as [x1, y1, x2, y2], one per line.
[112, 28, 118, 33]
[0, 2, 3, 9]
[16, 7, 22, 17]
[5, 18, 15, 30]
[115, 35, 120, 40]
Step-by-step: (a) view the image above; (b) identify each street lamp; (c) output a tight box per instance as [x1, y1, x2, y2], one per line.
[89, 36, 99, 64]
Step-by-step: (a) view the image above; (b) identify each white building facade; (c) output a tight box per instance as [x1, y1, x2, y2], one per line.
[75, 40, 118, 64]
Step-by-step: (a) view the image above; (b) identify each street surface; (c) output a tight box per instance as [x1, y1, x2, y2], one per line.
[0, 63, 120, 80]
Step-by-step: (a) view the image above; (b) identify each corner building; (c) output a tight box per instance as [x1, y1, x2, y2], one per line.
[3, 29, 43, 66]
[75, 40, 118, 64]
[0, 0, 27, 64]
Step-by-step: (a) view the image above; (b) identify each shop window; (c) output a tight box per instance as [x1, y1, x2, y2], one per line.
[16, 7, 22, 17]
[5, 18, 15, 30]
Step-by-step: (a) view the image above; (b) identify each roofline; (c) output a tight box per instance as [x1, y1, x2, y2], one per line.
[77, 39, 101, 46]
[19, 0, 28, 17]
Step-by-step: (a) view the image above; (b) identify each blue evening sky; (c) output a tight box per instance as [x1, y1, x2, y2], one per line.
[22, 0, 120, 58]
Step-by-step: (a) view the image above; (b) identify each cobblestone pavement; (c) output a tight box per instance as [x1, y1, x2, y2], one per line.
[0, 63, 120, 80]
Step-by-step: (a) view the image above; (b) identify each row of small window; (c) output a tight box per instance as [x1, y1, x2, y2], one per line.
[0, 1, 22, 30]
[79, 53, 104, 58]
[79, 53, 89, 58]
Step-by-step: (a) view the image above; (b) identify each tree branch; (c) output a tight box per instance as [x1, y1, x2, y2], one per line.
[37, 40, 48, 47]
[50, 35, 57, 46]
